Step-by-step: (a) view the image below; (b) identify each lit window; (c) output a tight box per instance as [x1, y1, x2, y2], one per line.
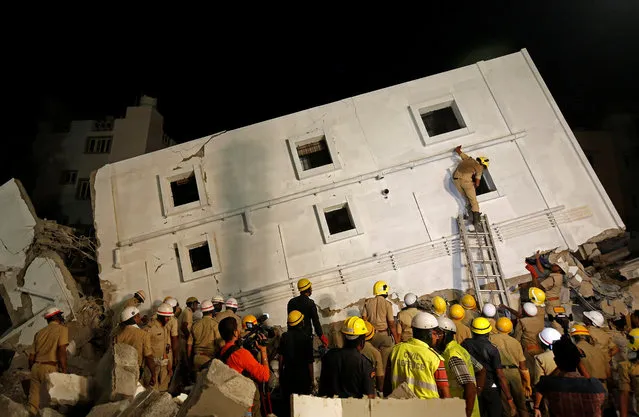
[288, 131, 341, 180]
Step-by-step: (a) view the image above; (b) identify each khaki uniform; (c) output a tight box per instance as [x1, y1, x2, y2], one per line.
[115, 325, 153, 369]
[540, 273, 563, 332]
[453, 152, 484, 213]
[533, 350, 556, 385]
[144, 319, 171, 391]
[189, 315, 221, 370]
[577, 340, 609, 380]
[214, 309, 242, 330]
[396, 307, 418, 342]
[487, 317, 498, 334]
[28, 322, 68, 414]
[361, 341, 384, 389]
[362, 296, 395, 370]
[453, 320, 472, 344]
[490, 332, 529, 417]
[514, 310, 545, 383]
[461, 308, 479, 328]
[588, 326, 616, 362]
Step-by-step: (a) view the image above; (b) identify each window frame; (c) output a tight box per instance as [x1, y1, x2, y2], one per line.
[475, 167, 500, 202]
[176, 233, 220, 282]
[409, 95, 474, 146]
[85, 135, 113, 154]
[159, 165, 209, 217]
[60, 170, 78, 185]
[314, 196, 364, 244]
[76, 178, 91, 200]
[287, 130, 342, 180]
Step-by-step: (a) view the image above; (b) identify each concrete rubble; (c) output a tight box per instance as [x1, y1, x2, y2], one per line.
[46, 372, 92, 406]
[95, 343, 140, 403]
[0, 394, 29, 417]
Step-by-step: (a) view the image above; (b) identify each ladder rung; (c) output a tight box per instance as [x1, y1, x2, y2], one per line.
[475, 275, 501, 278]
[471, 260, 498, 263]
[478, 289, 506, 293]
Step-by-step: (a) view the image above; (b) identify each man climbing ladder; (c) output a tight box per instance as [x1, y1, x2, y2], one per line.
[452, 145, 490, 229]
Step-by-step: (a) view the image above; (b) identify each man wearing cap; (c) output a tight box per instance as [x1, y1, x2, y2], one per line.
[115, 306, 157, 386]
[162, 297, 180, 366]
[27, 307, 69, 415]
[362, 321, 385, 392]
[287, 278, 329, 348]
[211, 295, 225, 317]
[188, 300, 221, 370]
[533, 327, 562, 386]
[179, 297, 199, 339]
[514, 302, 545, 383]
[397, 293, 419, 342]
[214, 298, 242, 330]
[145, 303, 174, 391]
[362, 280, 400, 371]
[583, 310, 619, 362]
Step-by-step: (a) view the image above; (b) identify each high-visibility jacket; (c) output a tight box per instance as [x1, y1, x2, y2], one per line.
[442, 340, 480, 417]
[389, 338, 443, 399]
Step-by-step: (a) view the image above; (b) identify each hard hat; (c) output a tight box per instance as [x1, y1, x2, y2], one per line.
[628, 328, 639, 351]
[341, 316, 368, 339]
[449, 304, 466, 320]
[297, 278, 312, 292]
[539, 327, 562, 347]
[471, 317, 492, 334]
[134, 290, 146, 301]
[373, 281, 389, 296]
[186, 297, 199, 304]
[193, 310, 203, 320]
[157, 303, 174, 317]
[461, 294, 476, 310]
[225, 298, 239, 309]
[404, 293, 418, 307]
[43, 307, 62, 319]
[570, 324, 590, 336]
[364, 321, 375, 341]
[242, 314, 258, 329]
[412, 312, 439, 330]
[121, 306, 140, 323]
[287, 310, 304, 327]
[584, 311, 605, 328]
[482, 303, 496, 318]
[437, 316, 457, 333]
[523, 302, 538, 317]
[212, 295, 225, 304]
[477, 156, 490, 168]
[163, 297, 178, 308]
[496, 317, 513, 334]
[528, 287, 546, 307]
[200, 300, 214, 312]
[432, 296, 447, 316]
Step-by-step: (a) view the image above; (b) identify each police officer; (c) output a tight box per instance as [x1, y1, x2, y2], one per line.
[536, 256, 564, 332]
[362, 321, 385, 392]
[452, 144, 490, 228]
[188, 300, 221, 370]
[179, 296, 199, 340]
[583, 310, 620, 361]
[514, 302, 545, 383]
[145, 303, 174, 391]
[397, 293, 419, 342]
[115, 306, 156, 385]
[214, 298, 242, 329]
[287, 279, 329, 347]
[481, 303, 498, 335]
[162, 297, 180, 366]
[460, 295, 479, 328]
[450, 304, 472, 344]
[432, 296, 448, 317]
[27, 307, 69, 415]
[211, 295, 225, 317]
[362, 280, 400, 370]
[533, 327, 562, 386]
[570, 325, 610, 381]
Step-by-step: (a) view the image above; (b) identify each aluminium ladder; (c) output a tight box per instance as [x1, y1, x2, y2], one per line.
[457, 213, 510, 308]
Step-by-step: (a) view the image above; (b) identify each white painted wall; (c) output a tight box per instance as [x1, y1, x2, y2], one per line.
[93, 50, 623, 327]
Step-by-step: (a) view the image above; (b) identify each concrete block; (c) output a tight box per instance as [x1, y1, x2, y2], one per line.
[341, 397, 371, 416]
[370, 398, 465, 417]
[47, 372, 91, 406]
[292, 395, 346, 417]
[40, 408, 65, 417]
[122, 389, 178, 417]
[0, 394, 29, 417]
[86, 399, 132, 417]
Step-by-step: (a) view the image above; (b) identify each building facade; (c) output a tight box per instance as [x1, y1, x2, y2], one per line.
[31, 96, 176, 229]
[93, 50, 623, 326]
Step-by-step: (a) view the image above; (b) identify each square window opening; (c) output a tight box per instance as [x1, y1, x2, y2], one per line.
[475, 168, 497, 196]
[324, 204, 355, 235]
[170, 172, 200, 207]
[76, 179, 91, 200]
[60, 170, 78, 185]
[188, 243, 212, 272]
[297, 137, 333, 171]
[421, 104, 465, 137]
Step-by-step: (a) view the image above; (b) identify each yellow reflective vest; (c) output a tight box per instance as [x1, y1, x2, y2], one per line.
[442, 340, 480, 417]
[389, 338, 442, 399]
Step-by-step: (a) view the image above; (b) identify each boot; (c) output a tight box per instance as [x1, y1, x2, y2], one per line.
[472, 211, 483, 232]
[463, 204, 472, 220]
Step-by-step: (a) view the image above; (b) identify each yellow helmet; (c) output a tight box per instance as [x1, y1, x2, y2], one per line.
[496, 317, 513, 334]
[364, 321, 375, 341]
[570, 324, 590, 336]
[341, 316, 368, 337]
[287, 310, 304, 327]
[242, 314, 257, 330]
[529, 287, 546, 307]
[628, 328, 639, 351]
[450, 304, 465, 320]
[477, 156, 490, 168]
[297, 278, 312, 292]
[432, 296, 447, 316]
[471, 317, 492, 335]
[461, 294, 476, 310]
[373, 281, 389, 296]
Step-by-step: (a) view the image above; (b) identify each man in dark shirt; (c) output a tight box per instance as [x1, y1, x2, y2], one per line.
[534, 336, 605, 417]
[287, 278, 329, 347]
[318, 316, 375, 399]
[462, 317, 515, 417]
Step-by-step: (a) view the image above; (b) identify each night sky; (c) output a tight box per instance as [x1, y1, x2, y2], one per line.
[4, 2, 639, 191]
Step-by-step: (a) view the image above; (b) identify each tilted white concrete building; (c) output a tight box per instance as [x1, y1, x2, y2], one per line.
[93, 50, 623, 326]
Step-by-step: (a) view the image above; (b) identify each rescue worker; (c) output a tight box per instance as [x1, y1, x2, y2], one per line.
[460, 294, 480, 328]
[535, 255, 563, 332]
[362, 321, 385, 392]
[287, 278, 329, 347]
[482, 303, 498, 335]
[437, 316, 485, 417]
[179, 297, 199, 340]
[618, 328, 639, 417]
[583, 310, 620, 361]
[188, 300, 220, 370]
[463, 317, 516, 417]
[174, 296, 198, 388]
[450, 304, 473, 344]
[124, 289, 146, 308]
[397, 293, 419, 342]
[385, 312, 451, 399]
[211, 295, 225, 317]
[162, 296, 180, 365]
[489, 317, 531, 417]
[533, 327, 562, 386]
[361, 280, 400, 371]
[27, 307, 69, 415]
[514, 302, 545, 383]
[242, 314, 258, 337]
[115, 306, 156, 385]
[570, 324, 611, 382]
[452, 144, 489, 228]
[318, 316, 375, 398]
[433, 295, 448, 317]
[215, 298, 242, 329]
[144, 303, 173, 391]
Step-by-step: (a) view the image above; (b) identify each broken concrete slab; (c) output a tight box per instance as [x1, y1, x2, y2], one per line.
[122, 389, 178, 417]
[46, 372, 92, 406]
[40, 408, 65, 417]
[0, 394, 29, 417]
[387, 382, 417, 399]
[86, 399, 132, 417]
[96, 343, 140, 403]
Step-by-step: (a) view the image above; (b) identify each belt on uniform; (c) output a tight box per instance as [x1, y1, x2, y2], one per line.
[36, 361, 57, 366]
[547, 297, 560, 301]
[503, 365, 519, 369]
[525, 344, 542, 352]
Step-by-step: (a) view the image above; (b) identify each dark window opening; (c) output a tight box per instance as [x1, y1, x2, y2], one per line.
[60, 170, 78, 185]
[475, 169, 497, 196]
[76, 179, 91, 200]
[85, 136, 112, 154]
[324, 205, 355, 235]
[421, 105, 465, 137]
[297, 137, 333, 171]
[170, 173, 199, 207]
[188, 243, 212, 272]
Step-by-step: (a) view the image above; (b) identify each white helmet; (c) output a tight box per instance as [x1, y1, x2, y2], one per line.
[225, 298, 238, 309]
[43, 307, 63, 319]
[201, 300, 214, 312]
[482, 303, 497, 318]
[412, 312, 439, 330]
[538, 327, 562, 347]
[121, 306, 140, 323]
[212, 295, 225, 304]
[584, 311, 605, 328]
[523, 302, 538, 317]
[157, 303, 174, 317]
[193, 310, 203, 320]
[164, 297, 178, 308]
[404, 293, 418, 307]
[437, 316, 457, 333]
